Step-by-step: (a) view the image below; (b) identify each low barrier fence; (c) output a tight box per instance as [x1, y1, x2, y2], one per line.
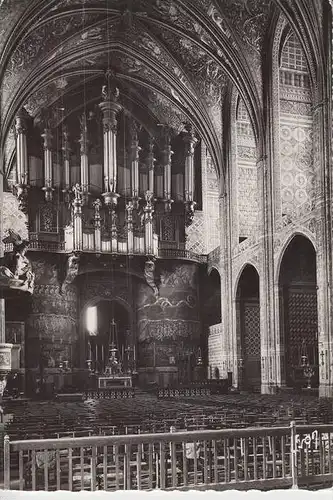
[2, 422, 333, 491]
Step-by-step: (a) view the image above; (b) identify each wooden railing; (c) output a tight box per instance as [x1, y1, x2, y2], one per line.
[3, 422, 333, 491]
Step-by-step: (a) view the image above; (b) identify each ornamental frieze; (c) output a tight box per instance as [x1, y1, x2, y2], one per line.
[31, 285, 77, 318]
[138, 319, 200, 342]
[26, 314, 77, 338]
[137, 294, 197, 314]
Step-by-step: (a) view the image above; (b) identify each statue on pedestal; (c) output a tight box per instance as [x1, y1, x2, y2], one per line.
[0, 231, 35, 295]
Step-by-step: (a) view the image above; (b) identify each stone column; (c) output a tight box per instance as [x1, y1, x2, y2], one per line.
[25, 256, 78, 394]
[78, 113, 90, 204]
[258, 155, 279, 394]
[219, 187, 236, 383]
[312, 99, 333, 397]
[41, 128, 54, 202]
[99, 71, 122, 208]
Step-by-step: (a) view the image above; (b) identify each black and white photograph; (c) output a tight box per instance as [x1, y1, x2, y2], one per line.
[0, 1, 332, 499]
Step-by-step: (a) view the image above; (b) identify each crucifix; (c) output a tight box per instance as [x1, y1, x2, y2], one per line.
[320, 350, 325, 366]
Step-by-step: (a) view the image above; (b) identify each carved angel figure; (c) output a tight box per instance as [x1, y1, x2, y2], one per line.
[144, 259, 159, 297]
[62, 253, 80, 290]
[0, 230, 35, 294]
[72, 183, 83, 201]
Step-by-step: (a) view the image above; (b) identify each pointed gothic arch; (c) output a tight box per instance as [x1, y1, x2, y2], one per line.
[278, 234, 318, 388]
[236, 264, 261, 392]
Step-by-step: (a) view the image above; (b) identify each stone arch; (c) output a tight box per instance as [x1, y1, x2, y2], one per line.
[235, 264, 261, 392]
[207, 264, 220, 277]
[278, 234, 318, 388]
[275, 229, 317, 283]
[80, 296, 134, 373]
[233, 260, 260, 300]
[80, 295, 133, 326]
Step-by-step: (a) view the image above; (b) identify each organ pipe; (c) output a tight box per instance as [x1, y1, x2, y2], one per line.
[183, 123, 197, 203]
[15, 108, 29, 186]
[183, 123, 197, 226]
[130, 122, 141, 205]
[99, 71, 122, 207]
[147, 135, 155, 194]
[162, 128, 173, 212]
[72, 184, 83, 252]
[14, 108, 29, 212]
[62, 126, 71, 192]
[79, 113, 90, 204]
[41, 128, 54, 202]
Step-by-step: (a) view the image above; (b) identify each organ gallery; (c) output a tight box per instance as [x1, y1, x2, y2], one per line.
[0, 0, 332, 399]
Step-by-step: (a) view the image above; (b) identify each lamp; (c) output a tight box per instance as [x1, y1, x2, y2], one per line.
[59, 360, 70, 373]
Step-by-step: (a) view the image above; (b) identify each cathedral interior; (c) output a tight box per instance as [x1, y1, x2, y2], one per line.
[0, 0, 332, 402]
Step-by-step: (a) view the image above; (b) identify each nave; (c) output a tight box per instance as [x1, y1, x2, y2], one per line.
[2, 392, 333, 441]
[1, 391, 333, 491]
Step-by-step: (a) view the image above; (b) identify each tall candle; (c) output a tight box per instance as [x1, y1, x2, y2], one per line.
[88, 340, 92, 360]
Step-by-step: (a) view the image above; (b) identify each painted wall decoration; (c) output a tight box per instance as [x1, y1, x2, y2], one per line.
[236, 99, 258, 238]
[137, 262, 201, 370]
[186, 147, 220, 254]
[279, 33, 315, 219]
[25, 257, 78, 371]
[2, 192, 28, 241]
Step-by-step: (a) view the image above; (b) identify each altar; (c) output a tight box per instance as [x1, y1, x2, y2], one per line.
[89, 318, 134, 391]
[98, 375, 132, 389]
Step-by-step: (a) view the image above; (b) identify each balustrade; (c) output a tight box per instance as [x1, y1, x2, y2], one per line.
[3, 422, 333, 491]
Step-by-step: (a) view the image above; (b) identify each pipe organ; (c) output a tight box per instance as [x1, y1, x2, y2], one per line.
[12, 77, 201, 259]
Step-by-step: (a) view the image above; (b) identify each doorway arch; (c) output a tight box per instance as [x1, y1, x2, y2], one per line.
[278, 235, 318, 388]
[82, 299, 132, 373]
[236, 265, 261, 391]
